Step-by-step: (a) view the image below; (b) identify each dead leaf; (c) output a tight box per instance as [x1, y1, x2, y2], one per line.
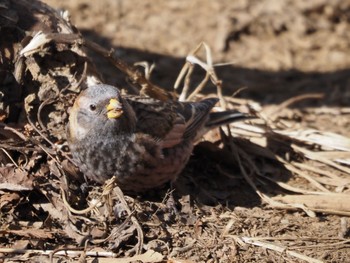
[0, 228, 54, 239]
[0, 192, 21, 210]
[97, 249, 163, 263]
[0, 166, 33, 191]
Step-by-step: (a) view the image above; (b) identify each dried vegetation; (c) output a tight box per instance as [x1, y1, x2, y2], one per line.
[0, 0, 350, 262]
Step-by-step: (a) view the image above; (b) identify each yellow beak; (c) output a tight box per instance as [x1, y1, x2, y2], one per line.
[106, 98, 123, 119]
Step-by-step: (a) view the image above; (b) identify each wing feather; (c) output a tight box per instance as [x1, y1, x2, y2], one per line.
[125, 96, 218, 148]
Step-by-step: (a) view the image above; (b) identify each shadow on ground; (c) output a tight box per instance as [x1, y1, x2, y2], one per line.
[82, 29, 350, 108]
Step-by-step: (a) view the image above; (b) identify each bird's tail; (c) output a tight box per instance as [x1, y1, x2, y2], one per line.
[206, 110, 252, 128]
[194, 109, 252, 141]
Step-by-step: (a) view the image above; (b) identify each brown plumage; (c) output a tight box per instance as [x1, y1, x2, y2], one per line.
[67, 84, 248, 192]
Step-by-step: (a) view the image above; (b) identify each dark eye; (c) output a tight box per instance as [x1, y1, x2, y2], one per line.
[89, 104, 96, 111]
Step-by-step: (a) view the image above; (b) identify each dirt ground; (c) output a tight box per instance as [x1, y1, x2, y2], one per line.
[1, 0, 350, 262]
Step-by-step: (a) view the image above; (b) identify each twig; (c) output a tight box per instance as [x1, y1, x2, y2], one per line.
[37, 98, 56, 131]
[61, 176, 116, 215]
[0, 148, 19, 167]
[293, 162, 349, 183]
[239, 236, 324, 263]
[93, 215, 133, 244]
[290, 239, 350, 250]
[268, 93, 324, 120]
[83, 38, 176, 101]
[178, 63, 194, 101]
[60, 61, 88, 94]
[187, 73, 210, 101]
[0, 247, 117, 257]
[21, 32, 176, 101]
[24, 95, 56, 150]
[0, 123, 28, 141]
[114, 187, 144, 255]
[169, 239, 197, 257]
[292, 144, 350, 175]
[134, 61, 155, 80]
[275, 156, 330, 192]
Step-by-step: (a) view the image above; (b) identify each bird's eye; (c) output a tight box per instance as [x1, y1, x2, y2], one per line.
[89, 104, 96, 111]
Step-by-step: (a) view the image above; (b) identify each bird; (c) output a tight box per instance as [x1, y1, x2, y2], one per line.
[67, 84, 249, 193]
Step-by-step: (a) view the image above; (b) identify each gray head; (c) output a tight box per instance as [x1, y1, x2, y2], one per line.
[68, 84, 136, 142]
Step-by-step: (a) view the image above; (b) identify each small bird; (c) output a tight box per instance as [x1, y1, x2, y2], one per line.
[67, 84, 248, 193]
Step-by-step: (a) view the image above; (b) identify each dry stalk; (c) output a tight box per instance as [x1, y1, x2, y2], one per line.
[134, 61, 155, 80]
[266, 93, 325, 121]
[275, 156, 330, 192]
[292, 144, 350, 175]
[174, 42, 226, 107]
[114, 187, 144, 255]
[61, 176, 116, 215]
[238, 236, 324, 263]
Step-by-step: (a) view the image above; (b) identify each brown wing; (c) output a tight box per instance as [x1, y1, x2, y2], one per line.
[126, 96, 218, 148]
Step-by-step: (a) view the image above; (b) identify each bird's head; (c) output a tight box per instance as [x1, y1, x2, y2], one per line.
[68, 84, 136, 142]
